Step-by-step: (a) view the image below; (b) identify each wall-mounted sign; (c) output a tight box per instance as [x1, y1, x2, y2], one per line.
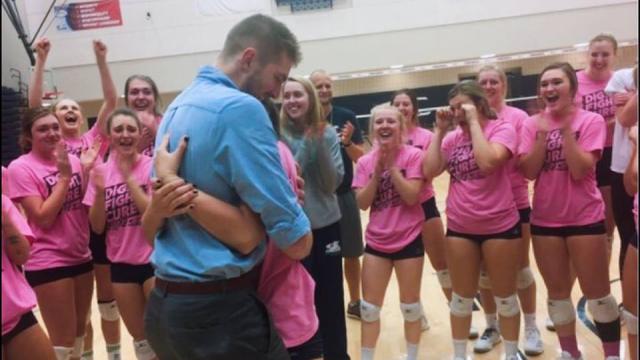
[55, 0, 122, 31]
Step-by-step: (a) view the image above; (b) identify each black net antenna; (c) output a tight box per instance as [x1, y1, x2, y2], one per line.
[2, 0, 58, 66]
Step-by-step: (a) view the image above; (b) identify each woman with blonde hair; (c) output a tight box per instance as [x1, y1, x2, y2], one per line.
[475, 65, 543, 356]
[354, 104, 425, 360]
[280, 76, 347, 359]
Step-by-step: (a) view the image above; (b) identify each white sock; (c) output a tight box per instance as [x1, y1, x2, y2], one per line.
[406, 342, 418, 360]
[453, 339, 467, 358]
[504, 340, 519, 356]
[524, 313, 537, 330]
[485, 313, 498, 329]
[361, 347, 375, 360]
[106, 343, 121, 360]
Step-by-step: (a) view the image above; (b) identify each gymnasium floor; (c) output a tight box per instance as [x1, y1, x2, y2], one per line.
[34, 172, 630, 359]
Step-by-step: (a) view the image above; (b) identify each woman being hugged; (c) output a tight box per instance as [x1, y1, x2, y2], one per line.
[424, 80, 523, 360]
[280, 76, 347, 360]
[7, 107, 97, 360]
[391, 89, 450, 334]
[474, 65, 543, 355]
[353, 104, 425, 360]
[519, 62, 620, 360]
[83, 109, 157, 360]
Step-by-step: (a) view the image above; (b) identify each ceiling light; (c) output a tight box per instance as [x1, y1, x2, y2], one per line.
[389, 64, 404, 69]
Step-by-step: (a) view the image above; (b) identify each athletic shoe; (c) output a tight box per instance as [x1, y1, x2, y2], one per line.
[545, 317, 556, 331]
[523, 327, 544, 356]
[557, 351, 583, 360]
[421, 315, 430, 331]
[347, 300, 361, 320]
[473, 327, 501, 353]
[468, 325, 479, 339]
[605, 357, 621, 360]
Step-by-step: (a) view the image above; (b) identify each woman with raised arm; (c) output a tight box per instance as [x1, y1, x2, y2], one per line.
[7, 107, 97, 360]
[519, 62, 621, 360]
[353, 104, 425, 360]
[123, 75, 163, 157]
[28, 37, 121, 360]
[474, 65, 543, 356]
[423, 80, 522, 360]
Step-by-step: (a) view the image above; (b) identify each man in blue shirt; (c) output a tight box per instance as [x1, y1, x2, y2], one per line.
[143, 14, 312, 359]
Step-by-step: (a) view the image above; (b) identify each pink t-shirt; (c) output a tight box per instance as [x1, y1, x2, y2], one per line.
[518, 108, 606, 227]
[353, 145, 424, 252]
[576, 70, 615, 147]
[64, 123, 109, 160]
[442, 120, 520, 234]
[498, 106, 531, 210]
[1, 195, 37, 335]
[7, 153, 90, 270]
[83, 155, 153, 265]
[258, 141, 318, 348]
[406, 127, 436, 203]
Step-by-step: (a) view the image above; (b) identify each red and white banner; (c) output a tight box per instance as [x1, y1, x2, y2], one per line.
[55, 0, 122, 32]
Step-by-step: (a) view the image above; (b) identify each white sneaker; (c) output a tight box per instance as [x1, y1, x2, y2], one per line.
[468, 325, 479, 339]
[474, 327, 501, 353]
[523, 327, 544, 356]
[420, 315, 430, 331]
[557, 351, 583, 360]
[546, 317, 556, 331]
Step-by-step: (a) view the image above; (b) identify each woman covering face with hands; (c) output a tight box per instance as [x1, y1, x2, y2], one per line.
[353, 105, 425, 360]
[423, 80, 523, 360]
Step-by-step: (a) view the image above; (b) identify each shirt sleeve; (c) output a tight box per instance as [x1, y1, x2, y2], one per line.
[222, 99, 311, 251]
[517, 116, 537, 156]
[2, 194, 35, 244]
[348, 110, 364, 145]
[404, 149, 424, 180]
[605, 70, 629, 95]
[578, 113, 606, 153]
[352, 155, 371, 189]
[6, 160, 42, 200]
[82, 167, 99, 207]
[489, 121, 517, 155]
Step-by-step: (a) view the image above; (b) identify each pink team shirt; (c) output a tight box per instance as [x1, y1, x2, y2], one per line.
[83, 155, 153, 265]
[353, 145, 424, 252]
[64, 123, 109, 160]
[2, 195, 37, 335]
[576, 70, 615, 147]
[7, 153, 90, 270]
[405, 126, 436, 203]
[518, 108, 606, 227]
[442, 120, 519, 234]
[498, 106, 531, 210]
[258, 141, 318, 348]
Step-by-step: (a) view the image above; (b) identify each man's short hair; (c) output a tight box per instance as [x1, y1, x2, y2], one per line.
[221, 14, 301, 65]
